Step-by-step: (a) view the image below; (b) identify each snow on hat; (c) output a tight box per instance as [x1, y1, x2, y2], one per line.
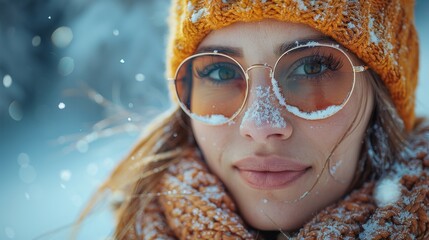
[166, 0, 419, 130]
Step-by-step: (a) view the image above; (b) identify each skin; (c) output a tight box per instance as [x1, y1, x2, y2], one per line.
[191, 20, 374, 231]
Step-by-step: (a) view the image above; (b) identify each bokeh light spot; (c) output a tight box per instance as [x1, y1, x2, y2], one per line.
[17, 153, 30, 167]
[71, 194, 83, 207]
[31, 35, 41, 47]
[60, 170, 72, 182]
[135, 73, 145, 81]
[86, 163, 98, 176]
[58, 57, 75, 76]
[19, 165, 37, 184]
[92, 93, 104, 104]
[58, 102, 66, 110]
[76, 140, 89, 153]
[103, 158, 114, 168]
[3, 74, 12, 88]
[51, 26, 73, 48]
[5, 227, 15, 239]
[8, 101, 23, 121]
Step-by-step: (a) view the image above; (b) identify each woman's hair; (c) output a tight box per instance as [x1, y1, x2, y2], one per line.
[75, 107, 194, 238]
[348, 70, 409, 188]
[75, 68, 413, 239]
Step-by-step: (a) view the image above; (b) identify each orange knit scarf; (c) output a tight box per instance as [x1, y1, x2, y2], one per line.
[134, 130, 429, 239]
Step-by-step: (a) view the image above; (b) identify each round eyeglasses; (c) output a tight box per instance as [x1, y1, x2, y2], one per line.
[169, 43, 367, 125]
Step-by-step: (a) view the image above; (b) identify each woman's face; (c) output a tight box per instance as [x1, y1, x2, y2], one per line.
[190, 20, 374, 231]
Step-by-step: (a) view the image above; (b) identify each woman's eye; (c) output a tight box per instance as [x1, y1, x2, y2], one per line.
[295, 62, 327, 76]
[209, 67, 237, 81]
[304, 62, 324, 75]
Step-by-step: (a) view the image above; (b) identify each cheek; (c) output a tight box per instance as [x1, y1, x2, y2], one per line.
[191, 121, 234, 166]
[314, 79, 373, 184]
[295, 114, 354, 167]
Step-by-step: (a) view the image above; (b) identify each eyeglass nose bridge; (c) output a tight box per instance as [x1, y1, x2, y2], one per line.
[245, 63, 274, 79]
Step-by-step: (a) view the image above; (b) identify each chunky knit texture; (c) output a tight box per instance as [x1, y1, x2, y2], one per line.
[130, 128, 429, 239]
[166, 0, 419, 130]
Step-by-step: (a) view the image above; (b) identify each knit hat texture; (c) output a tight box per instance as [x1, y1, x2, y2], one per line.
[166, 0, 419, 130]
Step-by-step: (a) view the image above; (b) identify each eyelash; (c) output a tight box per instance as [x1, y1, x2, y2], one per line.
[195, 62, 238, 78]
[196, 63, 231, 77]
[296, 53, 343, 72]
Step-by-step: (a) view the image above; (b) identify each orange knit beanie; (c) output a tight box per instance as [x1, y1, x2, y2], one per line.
[166, 0, 419, 130]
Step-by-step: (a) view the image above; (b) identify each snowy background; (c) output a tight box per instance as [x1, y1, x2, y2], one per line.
[0, 0, 428, 239]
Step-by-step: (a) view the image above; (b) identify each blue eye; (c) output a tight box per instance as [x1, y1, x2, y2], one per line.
[209, 66, 237, 81]
[294, 62, 328, 76]
[290, 54, 343, 78]
[197, 63, 241, 83]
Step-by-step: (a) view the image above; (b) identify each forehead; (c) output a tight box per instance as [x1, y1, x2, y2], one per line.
[197, 19, 325, 52]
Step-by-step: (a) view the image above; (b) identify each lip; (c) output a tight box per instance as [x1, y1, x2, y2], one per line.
[234, 156, 311, 190]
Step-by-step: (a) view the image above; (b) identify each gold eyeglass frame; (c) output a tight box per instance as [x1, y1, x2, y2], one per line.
[169, 42, 368, 125]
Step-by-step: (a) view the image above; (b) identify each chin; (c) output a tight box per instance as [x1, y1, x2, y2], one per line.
[235, 198, 311, 232]
[243, 213, 306, 232]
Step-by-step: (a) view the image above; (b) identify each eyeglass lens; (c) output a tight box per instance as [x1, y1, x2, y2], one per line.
[174, 45, 354, 124]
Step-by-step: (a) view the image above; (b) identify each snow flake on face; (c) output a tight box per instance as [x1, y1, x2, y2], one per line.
[295, 40, 337, 49]
[329, 159, 343, 175]
[271, 77, 286, 107]
[240, 86, 287, 129]
[227, 119, 236, 126]
[286, 104, 342, 120]
[190, 113, 229, 125]
[304, 40, 322, 47]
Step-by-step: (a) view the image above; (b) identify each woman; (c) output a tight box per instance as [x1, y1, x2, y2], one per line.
[81, 0, 429, 239]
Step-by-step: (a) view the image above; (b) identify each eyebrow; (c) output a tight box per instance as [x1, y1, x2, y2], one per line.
[196, 46, 243, 57]
[195, 36, 334, 57]
[277, 36, 333, 55]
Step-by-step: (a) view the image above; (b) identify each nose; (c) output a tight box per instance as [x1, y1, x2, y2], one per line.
[239, 69, 293, 142]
